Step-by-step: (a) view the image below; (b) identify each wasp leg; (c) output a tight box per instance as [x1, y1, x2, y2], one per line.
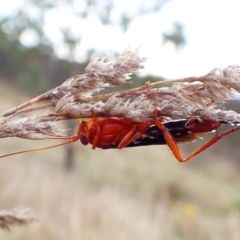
[154, 120, 187, 162]
[91, 123, 101, 149]
[155, 120, 240, 162]
[117, 126, 142, 149]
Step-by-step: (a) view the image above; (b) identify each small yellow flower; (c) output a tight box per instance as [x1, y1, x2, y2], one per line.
[184, 203, 197, 217]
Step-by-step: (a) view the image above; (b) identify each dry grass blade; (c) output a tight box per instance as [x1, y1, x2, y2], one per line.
[0, 207, 37, 230]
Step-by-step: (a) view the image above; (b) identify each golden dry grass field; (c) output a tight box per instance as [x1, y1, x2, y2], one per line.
[0, 82, 240, 240]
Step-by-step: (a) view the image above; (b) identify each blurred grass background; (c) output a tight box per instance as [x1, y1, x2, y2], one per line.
[1, 1, 240, 239]
[0, 87, 240, 240]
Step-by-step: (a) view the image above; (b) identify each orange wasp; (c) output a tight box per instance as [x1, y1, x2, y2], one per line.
[1, 109, 240, 162]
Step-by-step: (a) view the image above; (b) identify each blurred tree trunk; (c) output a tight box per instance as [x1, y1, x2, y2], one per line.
[64, 120, 76, 171]
[63, 62, 88, 171]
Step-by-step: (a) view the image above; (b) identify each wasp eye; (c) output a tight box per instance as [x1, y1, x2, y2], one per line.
[80, 132, 89, 145]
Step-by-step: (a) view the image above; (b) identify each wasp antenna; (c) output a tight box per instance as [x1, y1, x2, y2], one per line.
[0, 139, 76, 159]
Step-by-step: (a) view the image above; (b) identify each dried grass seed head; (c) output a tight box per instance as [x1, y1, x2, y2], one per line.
[55, 64, 240, 123]
[0, 115, 65, 139]
[0, 207, 37, 230]
[51, 49, 146, 105]
[3, 50, 240, 141]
